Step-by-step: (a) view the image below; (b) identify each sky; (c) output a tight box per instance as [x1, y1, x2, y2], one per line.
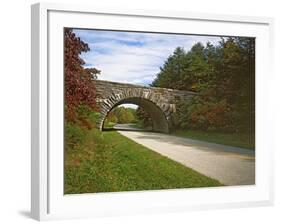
[73, 29, 221, 86]
[73, 29, 221, 109]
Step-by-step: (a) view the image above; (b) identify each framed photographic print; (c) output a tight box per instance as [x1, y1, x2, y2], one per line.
[31, 2, 274, 221]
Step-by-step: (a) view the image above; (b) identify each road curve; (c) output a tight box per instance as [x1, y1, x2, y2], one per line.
[117, 129, 255, 186]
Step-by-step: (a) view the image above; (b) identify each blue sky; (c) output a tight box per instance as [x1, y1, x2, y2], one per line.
[74, 29, 221, 86]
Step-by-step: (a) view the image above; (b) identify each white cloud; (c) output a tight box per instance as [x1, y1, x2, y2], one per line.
[74, 29, 221, 85]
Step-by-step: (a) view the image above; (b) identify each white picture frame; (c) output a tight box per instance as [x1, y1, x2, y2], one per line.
[31, 2, 274, 221]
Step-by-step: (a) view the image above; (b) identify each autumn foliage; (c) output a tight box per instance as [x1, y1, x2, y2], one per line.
[64, 28, 100, 122]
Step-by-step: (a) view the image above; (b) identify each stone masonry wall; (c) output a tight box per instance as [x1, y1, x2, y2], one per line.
[94, 80, 197, 133]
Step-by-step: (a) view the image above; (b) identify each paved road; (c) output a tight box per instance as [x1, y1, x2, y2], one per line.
[117, 127, 255, 186]
[113, 123, 152, 131]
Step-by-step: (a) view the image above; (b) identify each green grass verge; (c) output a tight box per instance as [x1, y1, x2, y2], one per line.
[173, 130, 255, 149]
[65, 128, 222, 194]
[103, 121, 116, 129]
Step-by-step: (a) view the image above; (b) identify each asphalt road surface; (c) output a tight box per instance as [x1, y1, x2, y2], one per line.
[116, 125, 255, 186]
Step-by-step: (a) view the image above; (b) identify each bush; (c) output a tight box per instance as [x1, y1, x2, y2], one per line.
[173, 96, 235, 132]
[65, 105, 102, 151]
[70, 105, 101, 129]
[65, 122, 87, 151]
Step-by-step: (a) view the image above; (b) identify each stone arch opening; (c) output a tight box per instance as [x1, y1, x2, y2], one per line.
[100, 97, 170, 133]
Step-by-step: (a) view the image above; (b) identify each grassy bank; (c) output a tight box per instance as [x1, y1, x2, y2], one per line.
[173, 130, 255, 149]
[65, 126, 222, 194]
[103, 121, 116, 129]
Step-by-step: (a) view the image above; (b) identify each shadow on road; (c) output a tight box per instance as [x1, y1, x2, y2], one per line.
[103, 127, 153, 132]
[103, 123, 254, 156]
[103, 123, 153, 133]
[120, 131, 255, 157]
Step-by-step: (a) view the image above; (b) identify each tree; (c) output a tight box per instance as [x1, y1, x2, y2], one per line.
[213, 37, 255, 132]
[111, 106, 137, 124]
[136, 107, 152, 127]
[152, 44, 215, 92]
[152, 47, 188, 90]
[64, 28, 100, 122]
[151, 37, 255, 133]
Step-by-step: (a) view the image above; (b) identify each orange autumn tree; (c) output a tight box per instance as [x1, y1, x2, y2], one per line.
[64, 28, 100, 122]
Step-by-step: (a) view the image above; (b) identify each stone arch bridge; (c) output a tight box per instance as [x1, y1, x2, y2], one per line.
[95, 80, 197, 133]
